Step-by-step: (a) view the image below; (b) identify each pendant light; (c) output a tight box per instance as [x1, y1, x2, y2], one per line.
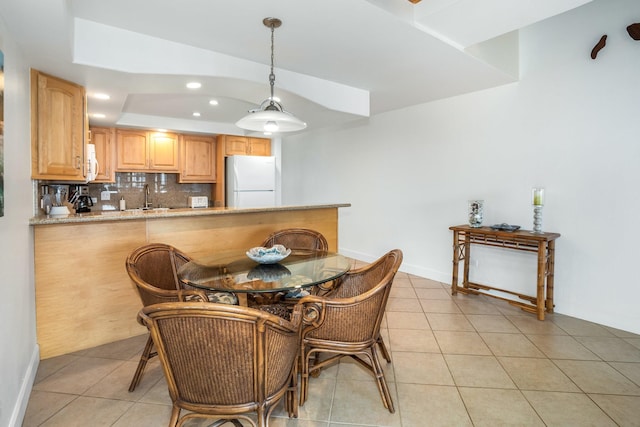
[235, 17, 307, 133]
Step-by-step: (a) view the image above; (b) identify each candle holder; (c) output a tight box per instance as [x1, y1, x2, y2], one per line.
[532, 205, 544, 233]
[531, 187, 544, 234]
[468, 200, 484, 228]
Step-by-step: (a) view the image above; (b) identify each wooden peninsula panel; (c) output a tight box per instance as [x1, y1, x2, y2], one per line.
[33, 205, 345, 358]
[148, 208, 338, 257]
[35, 220, 146, 359]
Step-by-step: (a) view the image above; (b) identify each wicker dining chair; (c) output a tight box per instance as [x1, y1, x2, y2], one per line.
[296, 249, 403, 413]
[261, 228, 329, 252]
[260, 228, 336, 300]
[138, 301, 304, 427]
[126, 243, 238, 392]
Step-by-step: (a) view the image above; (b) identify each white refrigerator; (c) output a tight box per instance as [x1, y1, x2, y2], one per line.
[226, 155, 276, 208]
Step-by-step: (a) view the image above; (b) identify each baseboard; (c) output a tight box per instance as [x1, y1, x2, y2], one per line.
[339, 248, 451, 284]
[8, 344, 39, 427]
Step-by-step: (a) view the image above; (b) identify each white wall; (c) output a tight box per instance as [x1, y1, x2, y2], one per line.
[0, 16, 39, 427]
[282, 0, 640, 334]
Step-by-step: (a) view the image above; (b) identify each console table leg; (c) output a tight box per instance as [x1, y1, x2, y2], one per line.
[451, 231, 460, 295]
[462, 235, 471, 291]
[536, 243, 546, 320]
[546, 240, 556, 313]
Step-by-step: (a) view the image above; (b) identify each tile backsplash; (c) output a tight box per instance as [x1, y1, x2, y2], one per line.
[93, 173, 212, 211]
[38, 173, 212, 213]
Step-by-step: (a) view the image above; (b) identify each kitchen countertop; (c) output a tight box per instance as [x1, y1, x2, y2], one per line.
[29, 203, 351, 225]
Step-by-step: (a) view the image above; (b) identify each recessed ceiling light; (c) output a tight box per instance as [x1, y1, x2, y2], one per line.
[93, 93, 110, 100]
[192, 112, 201, 117]
[186, 82, 201, 89]
[209, 99, 219, 106]
[91, 113, 106, 118]
[156, 129, 168, 132]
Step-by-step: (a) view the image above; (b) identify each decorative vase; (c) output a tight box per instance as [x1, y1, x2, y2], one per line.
[468, 200, 484, 228]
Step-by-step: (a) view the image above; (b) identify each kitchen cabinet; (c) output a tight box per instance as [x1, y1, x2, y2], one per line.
[30, 69, 88, 181]
[149, 131, 180, 170]
[217, 135, 271, 156]
[214, 135, 271, 206]
[178, 134, 216, 183]
[115, 129, 179, 172]
[89, 127, 115, 182]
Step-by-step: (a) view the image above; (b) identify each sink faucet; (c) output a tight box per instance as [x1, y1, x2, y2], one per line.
[143, 184, 152, 209]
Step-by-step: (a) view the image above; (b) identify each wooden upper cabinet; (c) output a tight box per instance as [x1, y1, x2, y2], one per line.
[115, 130, 179, 172]
[89, 127, 115, 183]
[248, 138, 271, 156]
[221, 135, 250, 156]
[31, 69, 87, 181]
[115, 129, 148, 171]
[148, 131, 179, 171]
[178, 135, 216, 183]
[217, 135, 271, 156]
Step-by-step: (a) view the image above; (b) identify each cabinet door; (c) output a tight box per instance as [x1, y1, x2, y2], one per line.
[222, 135, 249, 155]
[116, 130, 148, 171]
[31, 69, 86, 181]
[248, 138, 271, 156]
[149, 132, 179, 171]
[90, 127, 115, 182]
[179, 135, 216, 183]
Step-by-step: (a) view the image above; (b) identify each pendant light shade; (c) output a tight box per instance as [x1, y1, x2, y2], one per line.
[236, 100, 307, 132]
[236, 18, 307, 133]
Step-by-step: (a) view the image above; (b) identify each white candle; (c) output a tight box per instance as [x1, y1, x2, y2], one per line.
[532, 188, 544, 206]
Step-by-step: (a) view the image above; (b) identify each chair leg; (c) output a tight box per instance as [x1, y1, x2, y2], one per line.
[299, 347, 313, 407]
[376, 334, 392, 363]
[369, 346, 395, 413]
[286, 356, 299, 418]
[169, 405, 180, 427]
[128, 334, 156, 392]
[256, 406, 268, 427]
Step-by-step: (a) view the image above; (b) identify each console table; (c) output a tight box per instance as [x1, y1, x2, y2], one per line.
[449, 225, 560, 320]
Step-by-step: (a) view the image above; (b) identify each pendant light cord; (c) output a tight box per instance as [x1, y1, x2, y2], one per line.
[268, 22, 276, 107]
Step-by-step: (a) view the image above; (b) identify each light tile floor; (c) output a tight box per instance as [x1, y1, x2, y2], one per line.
[23, 264, 640, 426]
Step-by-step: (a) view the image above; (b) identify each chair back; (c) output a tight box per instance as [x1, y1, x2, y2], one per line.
[126, 243, 205, 306]
[262, 228, 329, 252]
[138, 302, 303, 426]
[302, 249, 403, 343]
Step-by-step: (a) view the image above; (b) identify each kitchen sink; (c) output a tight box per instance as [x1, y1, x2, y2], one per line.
[145, 207, 171, 212]
[125, 207, 172, 212]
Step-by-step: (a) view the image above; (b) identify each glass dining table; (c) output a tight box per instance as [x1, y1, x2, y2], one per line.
[177, 249, 352, 305]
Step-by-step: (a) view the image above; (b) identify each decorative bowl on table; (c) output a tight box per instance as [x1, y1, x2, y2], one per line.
[247, 264, 292, 282]
[490, 223, 521, 232]
[246, 244, 292, 264]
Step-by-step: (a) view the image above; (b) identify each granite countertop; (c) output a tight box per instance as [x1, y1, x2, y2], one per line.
[29, 203, 351, 225]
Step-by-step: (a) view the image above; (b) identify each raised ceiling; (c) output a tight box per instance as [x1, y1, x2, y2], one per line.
[0, 0, 592, 135]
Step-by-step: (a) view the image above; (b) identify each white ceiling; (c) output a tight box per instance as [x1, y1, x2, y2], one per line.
[0, 0, 591, 136]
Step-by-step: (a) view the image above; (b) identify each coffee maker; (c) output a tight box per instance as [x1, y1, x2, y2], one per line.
[70, 185, 93, 213]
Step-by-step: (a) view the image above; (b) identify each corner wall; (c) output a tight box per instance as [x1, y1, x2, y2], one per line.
[0, 13, 39, 427]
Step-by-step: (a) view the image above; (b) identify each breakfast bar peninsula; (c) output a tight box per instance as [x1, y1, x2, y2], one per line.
[30, 203, 350, 358]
